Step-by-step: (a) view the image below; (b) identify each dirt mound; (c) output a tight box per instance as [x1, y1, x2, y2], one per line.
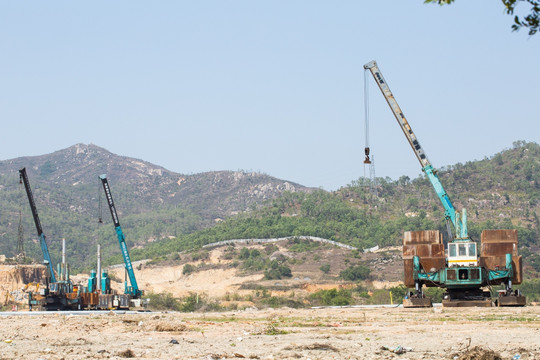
[0, 265, 46, 285]
[152, 321, 187, 332]
[0, 264, 46, 305]
[104, 242, 403, 300]
[454, 346, 502, 360]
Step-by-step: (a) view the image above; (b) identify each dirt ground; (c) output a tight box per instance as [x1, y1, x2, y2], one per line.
[0, 305, 539, 360]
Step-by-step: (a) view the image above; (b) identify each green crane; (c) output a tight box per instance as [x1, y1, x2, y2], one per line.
[99, 174, 141, 298]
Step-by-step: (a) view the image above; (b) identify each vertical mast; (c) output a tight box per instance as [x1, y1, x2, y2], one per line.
[99, 174, 140, 296]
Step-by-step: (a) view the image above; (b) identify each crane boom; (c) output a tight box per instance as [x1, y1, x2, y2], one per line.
[19, 168, 57, 283]
[363, 60, 467, 239]
[99, 174, 141, 297]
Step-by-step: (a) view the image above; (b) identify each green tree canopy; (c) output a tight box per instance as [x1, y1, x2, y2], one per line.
[425, 0, 540, 35]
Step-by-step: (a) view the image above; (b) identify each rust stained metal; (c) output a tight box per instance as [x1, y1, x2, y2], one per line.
[403, 244, 445, 258]
[403, 297, 432, 308]
[479, 229, 521, 283]
[403, 258, 415, 287]
[80, 292, 99, 308]
[481, 229, 518, 257]
[481, 243, 518, 257]
[403, 230, 446, 287]
[481, 229, 518, 243]
[403, 230, 443, 246]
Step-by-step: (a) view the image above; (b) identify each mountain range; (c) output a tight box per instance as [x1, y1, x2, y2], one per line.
[0, 144, 313, 269]
[0, 141, 538, 276]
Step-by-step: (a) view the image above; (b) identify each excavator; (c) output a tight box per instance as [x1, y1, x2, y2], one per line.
[98, 174, 143, 309]
[363, 61, 525, 307]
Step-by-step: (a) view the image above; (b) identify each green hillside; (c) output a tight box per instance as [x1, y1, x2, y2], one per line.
[1, 142, 538, 276]
[0, 144, 313, 271]
[126, 141, 540, 275]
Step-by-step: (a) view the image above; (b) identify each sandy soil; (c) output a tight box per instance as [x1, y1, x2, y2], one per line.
[0, 305, 539, 360]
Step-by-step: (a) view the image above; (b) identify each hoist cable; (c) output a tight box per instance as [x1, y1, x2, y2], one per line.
[364, 68, 370, 149]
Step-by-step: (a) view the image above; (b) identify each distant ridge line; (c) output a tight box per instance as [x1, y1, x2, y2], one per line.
[202, 236, 358, 250]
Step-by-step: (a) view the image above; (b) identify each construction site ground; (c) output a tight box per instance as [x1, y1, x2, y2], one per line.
[0, 305, 539, 360]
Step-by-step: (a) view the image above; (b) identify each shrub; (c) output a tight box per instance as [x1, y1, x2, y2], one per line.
[339, 264, 371, 281]
[368, 289, 390, 304]
[243, 257, 267, 271]
[424, 287, 444, 303]
[261, 296, 304, 309]
[179, 293, 222, 312]
[288, 238, 320, 252]
[191, 251, 209, 261]
[263, 260, 292, 280]
[517, 279, 540, 302]
[183, 263, 196, 275]
[388, 284, 408, 300]
[264, 244, 279, 254]
[320, 264, 331, 274]
[309, 288, 352, 306]
[239, 247, 262, 260]
[144, 292, 181, 311]
[239, 247, 251, 260]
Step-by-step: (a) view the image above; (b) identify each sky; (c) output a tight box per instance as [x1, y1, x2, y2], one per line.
[1, 1, 539, 190]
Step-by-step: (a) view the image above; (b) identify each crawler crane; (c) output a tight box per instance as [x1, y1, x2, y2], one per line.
[364, 61, 525, 307]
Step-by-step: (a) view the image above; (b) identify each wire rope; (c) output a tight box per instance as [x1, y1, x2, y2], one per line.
[364, 68, 370, 149]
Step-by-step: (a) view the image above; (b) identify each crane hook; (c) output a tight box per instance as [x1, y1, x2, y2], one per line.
[364, 147, 372, 164]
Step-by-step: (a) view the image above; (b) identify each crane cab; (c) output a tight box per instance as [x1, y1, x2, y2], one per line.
[447, 241, 478, 267]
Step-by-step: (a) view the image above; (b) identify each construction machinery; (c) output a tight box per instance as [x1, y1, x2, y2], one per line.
[19, 168, 82, 310]
[363, 61, 525, 307]
[99, 174, 143, 308]
[19, 168, 56, 284]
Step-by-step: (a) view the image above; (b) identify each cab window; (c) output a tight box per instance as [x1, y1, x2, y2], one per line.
[458, 244, 466, 256]
[468, 243, 476, 257]
[449, 244, 456, 257]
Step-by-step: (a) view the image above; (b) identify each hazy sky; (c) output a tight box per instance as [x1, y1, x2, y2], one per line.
[1, 1, 539, 190]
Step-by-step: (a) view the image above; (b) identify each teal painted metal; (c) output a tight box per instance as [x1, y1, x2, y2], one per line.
[486, 253, 513, 282]
[413, 254, 514, 290]
[99, 175, 142, 298]
[423, 165, 455, 222]
[101, 271, 111, 294]
[88, 270, 97, 293]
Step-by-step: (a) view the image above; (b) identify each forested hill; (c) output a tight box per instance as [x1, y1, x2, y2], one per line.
[129, 141, 540, 272]
[0, 144, 313, 269]
[1, 142, 538, 273]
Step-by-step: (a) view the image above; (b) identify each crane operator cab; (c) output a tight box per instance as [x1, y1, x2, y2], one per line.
[447, 241, 478, 267]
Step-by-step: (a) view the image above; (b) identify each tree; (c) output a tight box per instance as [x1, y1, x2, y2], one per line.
[339, 264, 371, 281]
[425, 0, 540, 35]
[320, 264, 331, 274]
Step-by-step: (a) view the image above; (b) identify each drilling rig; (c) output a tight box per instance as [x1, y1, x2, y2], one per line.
[98, 174, 143, 309]
[19, 168, 81, 310]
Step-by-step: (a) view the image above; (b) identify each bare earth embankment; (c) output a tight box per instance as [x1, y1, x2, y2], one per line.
[0, 305, 539, 360]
